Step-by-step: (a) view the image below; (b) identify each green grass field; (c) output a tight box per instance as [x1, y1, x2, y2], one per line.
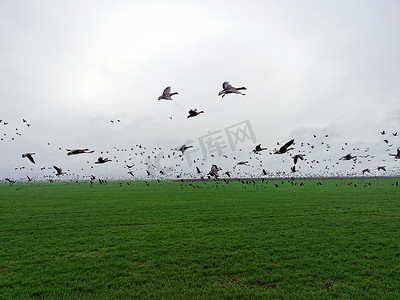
[1, 178, 400, 299]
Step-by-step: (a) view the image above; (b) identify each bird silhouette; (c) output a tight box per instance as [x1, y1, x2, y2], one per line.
[292, 154, 306, 164]
[253, 144, 267, 153]
[274, 139, 295, 154]
[95, 157, 112, 164]
[53, 165, 65, 176]
[178, 145, 193, 154]
[22, 153, 35, 164]
[208, 164, 222, 178]
[67, 149, 95, 155]
[187, 109, 204, 118]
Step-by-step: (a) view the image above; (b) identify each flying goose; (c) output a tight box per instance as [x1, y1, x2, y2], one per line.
[187, 109, 204, 118]
[22, 153, 35, 164]
[67, 149, 95, 155]
[218, 82, 247, 98]
[178, 145, 193, 154]
[274, 139, 295, 154]
[292, 154, 306, 164]
[339, 154, 357, 161]
[158, 86, 178, 101]
[95, 157, 112, 164]
[53, 166, 65, 176]
[208, 164, 222, 178]
[253, 144, 267, 153]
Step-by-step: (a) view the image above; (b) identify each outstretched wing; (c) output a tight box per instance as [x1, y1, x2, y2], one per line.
[27, 153, 35, 164]
[280, 139, 294, 152]
[222, 82, 231, 89]
[163, 86, 171, 95]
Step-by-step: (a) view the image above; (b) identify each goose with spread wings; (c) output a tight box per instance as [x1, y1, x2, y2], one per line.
[274, 139, 295, 154]
[22, 153, 36, 164]
[67, 149, 95, 155]
[95, 157, 112, 164]
[218, 82, 247, 98]
[187, 109, 204, 119]
[53, 165, 65, 176]
[158, 86, 178, 101]
[208, 164, 222, 178]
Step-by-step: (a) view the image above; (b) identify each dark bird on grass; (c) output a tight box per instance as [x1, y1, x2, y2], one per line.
[253, 144, 267, 153]
[339, 153, 357, 161]
[158, 86, 178, 101]
[218, 82, 247, 98]
[67, 149, 95, 155]
[178, 145, 193, 154]
[53, 165, 65, 176]
[187, 109, 204, 118]
[377, 166, 386, 171]
[95, 157, 112, 164]
[274, 139, 295, 154]
[22, 153, 35, 164]
[292, 154, 306, 164]
[389, 148, 400, 159]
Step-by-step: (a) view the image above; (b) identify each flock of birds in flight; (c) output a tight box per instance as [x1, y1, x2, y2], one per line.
[1, 81, 400, 184]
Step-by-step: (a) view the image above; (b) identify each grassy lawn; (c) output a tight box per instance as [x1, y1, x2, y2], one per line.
[1, 178, 400, 299]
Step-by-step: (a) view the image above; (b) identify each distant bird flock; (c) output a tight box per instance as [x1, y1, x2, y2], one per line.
[1, 81, 400, 183]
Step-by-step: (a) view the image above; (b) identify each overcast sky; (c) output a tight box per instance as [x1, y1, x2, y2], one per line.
[1, 0, 400, 181]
